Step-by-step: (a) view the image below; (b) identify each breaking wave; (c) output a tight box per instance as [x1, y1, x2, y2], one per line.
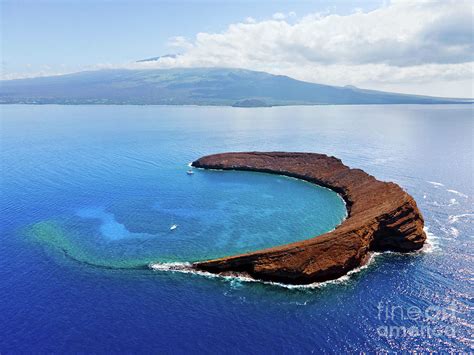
[427, 181, 444, 187]
[421, 226, 441, 253]
[447, 189, 469, 198]
[448, 213, 474, 224]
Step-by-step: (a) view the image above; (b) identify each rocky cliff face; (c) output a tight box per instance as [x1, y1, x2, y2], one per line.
[191, 152, 426, 285]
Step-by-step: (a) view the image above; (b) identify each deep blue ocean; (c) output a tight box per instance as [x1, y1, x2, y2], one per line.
[1, 104, 472, 352]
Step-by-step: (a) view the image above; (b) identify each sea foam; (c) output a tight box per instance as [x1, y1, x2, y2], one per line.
[448, 213, 474, 224]
[421, 226, 441, 253]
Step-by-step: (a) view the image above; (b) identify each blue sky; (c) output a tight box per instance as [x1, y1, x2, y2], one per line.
[1, 0, 473, 97]
[2, 0, 382, 72]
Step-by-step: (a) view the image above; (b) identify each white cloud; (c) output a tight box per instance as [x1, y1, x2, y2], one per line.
[167, 36, 193, 50]
[272, 12, 286, 20]
[135, 0, 473, 97]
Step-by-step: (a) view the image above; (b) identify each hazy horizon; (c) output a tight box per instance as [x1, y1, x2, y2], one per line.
[1, 66, 473, 101]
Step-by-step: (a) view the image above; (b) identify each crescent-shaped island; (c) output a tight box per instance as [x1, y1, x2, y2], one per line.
[185, 152, 426, 285]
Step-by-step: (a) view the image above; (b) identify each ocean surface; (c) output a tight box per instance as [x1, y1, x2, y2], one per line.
[0, 104, 472, 352]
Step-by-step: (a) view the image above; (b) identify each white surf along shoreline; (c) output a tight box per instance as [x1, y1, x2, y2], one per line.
[149, 226, 437, 290]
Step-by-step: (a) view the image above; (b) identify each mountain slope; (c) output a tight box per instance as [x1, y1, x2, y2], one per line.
[0, 68, 470, 105]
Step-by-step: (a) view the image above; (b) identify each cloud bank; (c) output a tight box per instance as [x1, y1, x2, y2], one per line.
[135, 0, 474, 97]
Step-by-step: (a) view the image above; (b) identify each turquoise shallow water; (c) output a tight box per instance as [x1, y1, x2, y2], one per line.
[22, 169, 345, 268]
[1, 104, 473, 352]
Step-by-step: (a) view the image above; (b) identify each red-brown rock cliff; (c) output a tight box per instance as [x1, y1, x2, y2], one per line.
[191, 152, 426, 284]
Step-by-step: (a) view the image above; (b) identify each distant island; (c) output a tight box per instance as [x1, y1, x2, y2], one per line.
[232, 99, 272, 107]
[1, 68, 471, 106]
[180, 152, 427, 285]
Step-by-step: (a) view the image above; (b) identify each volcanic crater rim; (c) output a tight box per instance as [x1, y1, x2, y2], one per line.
[189, 151, 426, 285]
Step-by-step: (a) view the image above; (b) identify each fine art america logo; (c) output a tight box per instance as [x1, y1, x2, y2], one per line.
[376, 301, 457, 339]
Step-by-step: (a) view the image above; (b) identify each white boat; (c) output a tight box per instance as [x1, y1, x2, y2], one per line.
[186, 170, 194, 175]
[170, 224, 178, 231]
